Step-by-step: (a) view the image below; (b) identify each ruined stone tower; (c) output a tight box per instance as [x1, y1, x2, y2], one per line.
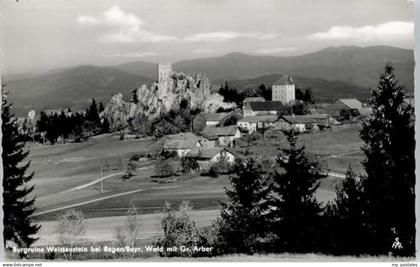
[272, 74, 295, 104]
[158, 63, 173, 99]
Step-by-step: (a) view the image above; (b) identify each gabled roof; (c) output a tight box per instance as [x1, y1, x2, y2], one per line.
[243, 97, 265, 103]
[246, 101, 285, 111]
[273, 74, 294, 86]
[200, 125, 238, 138]
[337, 98, 362, 109]
[204, 112, 231, 122]
[204, 111, 241, 122]
[282, 115, 316, 124]
[187, 147, 236, 159]
[162, 132, 200, 149]
[238, 115, 279, 123]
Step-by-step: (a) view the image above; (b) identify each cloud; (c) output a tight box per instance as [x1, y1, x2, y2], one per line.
[193, 49, 213, 54]
[78, 6, 276, 43]
[308, 21, 414, 42]
[77, 16, 99, 25]
[104, 52, 160, 58]
[184, 31, 276, 42]
[77, 6, 176, 43]
[255, 47, 296, 54]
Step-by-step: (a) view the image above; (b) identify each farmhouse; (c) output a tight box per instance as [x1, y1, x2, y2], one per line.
[328, 98, 364, 119]
[199, 125, 242, 147]
[243, 97, 265, 103]
[243, 101, 286, 117]
[280, 114, 330, 133]
[203, 111, 243, 127]
[161, 132, 202, 157]
[237, 115, 279, 134]
[186, 147, 236, 170]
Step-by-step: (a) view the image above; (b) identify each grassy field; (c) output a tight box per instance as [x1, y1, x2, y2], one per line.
[28, 125, 364, 234]
[234, 124, 365, 174]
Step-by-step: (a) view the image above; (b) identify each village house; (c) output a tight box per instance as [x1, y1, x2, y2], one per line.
[203, 111, 243, 127]
[278, 114, 330, 133]
[328, 98, 364, 119]
[160, 132, 202, 157]
[243, 101, 286, 117]
[237, 115, 279, 134]
[243, 97, 265, 104]
[185, 147, 236, 171]
[199, 125, 242, 147]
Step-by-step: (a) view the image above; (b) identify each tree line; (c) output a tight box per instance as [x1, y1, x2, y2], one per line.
[218, 82, 315, 105]
[33, 98, 110, 144]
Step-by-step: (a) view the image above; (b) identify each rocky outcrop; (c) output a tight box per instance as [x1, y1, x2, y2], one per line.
[102, 67, 235, 130]
[102, 93, 131, 130]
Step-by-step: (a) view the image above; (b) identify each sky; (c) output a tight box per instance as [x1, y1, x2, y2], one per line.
[0, 0, 415, 74]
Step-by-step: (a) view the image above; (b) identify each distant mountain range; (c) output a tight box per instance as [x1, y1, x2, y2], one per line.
[6, 66, 153, 116]
[4, 45, 413, 116]
[111, 45, 413, 89]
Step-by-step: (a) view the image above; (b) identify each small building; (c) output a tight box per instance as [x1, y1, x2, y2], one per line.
[161, 132, 202, 157]
[336, 98, 363, 110]
[328, 98, 364, 119]
[243, 97, 265, 104]
[199, 125, 242, 147]
[272, 75, 295, 104]
[237, 115, 279, 134]
[203, 111, 243, 127]
[243, 101, 286, 117]
[186, 147, 236, 170]
[281, 115, 328, 133]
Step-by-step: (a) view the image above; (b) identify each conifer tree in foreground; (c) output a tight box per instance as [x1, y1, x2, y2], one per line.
[215, 158, 271, 254]
[2, 92, 40, 248]
[324, 166, 367, 255]
[359, 64, 415, 256]
[269, 130, 325, 253]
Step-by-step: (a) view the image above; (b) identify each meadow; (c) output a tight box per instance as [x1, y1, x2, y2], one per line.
[27, 124, 365, 245]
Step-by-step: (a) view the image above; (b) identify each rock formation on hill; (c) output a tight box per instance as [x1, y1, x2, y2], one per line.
[101, 63, 234, 130]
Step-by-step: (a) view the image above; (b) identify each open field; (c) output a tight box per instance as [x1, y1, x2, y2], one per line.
[26, 125, 364, 245]
[235, 124, 365, 174]
[35, 209, 220, 246]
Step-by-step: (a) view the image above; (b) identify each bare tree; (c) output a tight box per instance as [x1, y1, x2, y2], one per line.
[56, 209, 85, 260]
[115, 202, 141, 258]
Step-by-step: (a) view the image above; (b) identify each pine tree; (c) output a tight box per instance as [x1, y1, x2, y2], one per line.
[215, 157, 271, 254]
[269, 130, 325, 253]
[102, 117, 110, 133]
[2, 93, 40, 248]
[359, 64, 415, 256]
[36, 111, 49, 133]
[98, 102, 105, 113]
[324, 166, 367, 255]
[87, 98, 100, 124]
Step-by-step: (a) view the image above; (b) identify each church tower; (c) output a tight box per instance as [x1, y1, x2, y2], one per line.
[272, 74, 295, 104]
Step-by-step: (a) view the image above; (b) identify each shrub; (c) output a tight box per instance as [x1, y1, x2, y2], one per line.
[122, 160, 137, 181]
[154, 159, 174, 178]
[56, 209, 85, 260]
[155, 202, 213, 257]
[181, 157, 199, 173]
